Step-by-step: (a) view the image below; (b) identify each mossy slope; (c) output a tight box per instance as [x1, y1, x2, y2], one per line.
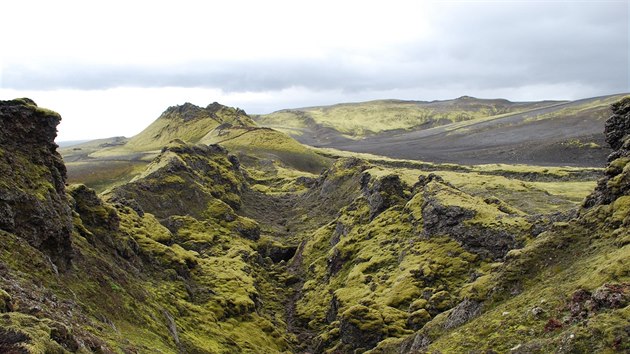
[254, 97, 563, 139]
[200, 125, 330, 174]
[289, 159, 540, 352]
[1, 101, 294, 353]
[370, 96, 630, 353]
[126, 102, 255, 151]
[3, 97, 628, 354]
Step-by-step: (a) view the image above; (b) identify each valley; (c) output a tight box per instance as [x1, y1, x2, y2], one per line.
[0, 95, 628, 353]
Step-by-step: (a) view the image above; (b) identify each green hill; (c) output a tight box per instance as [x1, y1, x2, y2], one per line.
[126, 102, 255, 151]
[254, 94, 629, 167]
[62, 102, 331, 191]
[253, 96, 564, 141]
[2, 97, 628, 353]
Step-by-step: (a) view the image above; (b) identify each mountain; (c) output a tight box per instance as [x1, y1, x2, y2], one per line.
[126, 102, 256, 151]
[0, 96, 628, 353]
[253, 96, 565, 142]
[61, 102, 330, 192]
[255, 94, 628, 167]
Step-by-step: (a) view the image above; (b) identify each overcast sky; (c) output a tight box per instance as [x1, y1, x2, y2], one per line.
[1, 0, 628, 141]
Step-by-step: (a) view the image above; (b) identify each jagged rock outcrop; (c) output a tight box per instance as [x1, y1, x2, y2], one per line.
[161, 102, 252, 125]
[411, 174, 529, 259]
[363, 174, 407, 219]
[604, 97, 630, 152]
[112, 141, 245, 219]
[69, 184, 119, 230]
[388, 96, 630, 354]
[110, 140, 261, 241]
[584, 96, 630, 207]
[0, 99, 73, 268]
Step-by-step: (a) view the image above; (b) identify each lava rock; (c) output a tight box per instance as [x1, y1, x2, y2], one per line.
[0, 99, 73, 269]
[584, 97, 630, 207]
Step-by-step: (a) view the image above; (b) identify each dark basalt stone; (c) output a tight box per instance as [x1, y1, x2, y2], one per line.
[584, 96, 630, 208]
[0, 99, 73, 269]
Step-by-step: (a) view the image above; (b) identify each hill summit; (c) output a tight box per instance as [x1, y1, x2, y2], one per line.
[126, 102, 255, 150]
[1, 96, 629, 353]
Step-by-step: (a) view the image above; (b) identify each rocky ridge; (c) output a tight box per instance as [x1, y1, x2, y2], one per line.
[0, 98, 73, 269]
[0, 97, 627, 353]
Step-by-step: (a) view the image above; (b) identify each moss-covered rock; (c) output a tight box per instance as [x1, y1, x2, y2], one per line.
[377, 96, 630, 354]
[339, 304, 386, 350]
[419, 178, 530, 259]
[0, 288, 12, 312]
[0, 99, 73, 269]
[585, 96, 630, 207]
[68, 184, 119, 233]
[407, 309, 431, 330]
[0, 313, 77, 354]
[110, 141, 244, 219]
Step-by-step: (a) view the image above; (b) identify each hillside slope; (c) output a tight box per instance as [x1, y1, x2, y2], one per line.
[253, 97, 564, 142]
[255, 94, 628, 167]
[1, 97, 627, 353]
[126, 102, 256, 151]
[62, 102, 330, 192]
[371, 95, 630, 353]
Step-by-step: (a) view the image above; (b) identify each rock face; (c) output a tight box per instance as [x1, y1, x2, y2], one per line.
[604, 97, 630, 152]
[0, 99, 73, 268]
[417, 176, 528, 259]
[110, 140, 261, 240]
[111, 141, 245, 219]
[584, 96, 630, 207]
[363, 174, 407, 219]
[160, 102, 251, 125]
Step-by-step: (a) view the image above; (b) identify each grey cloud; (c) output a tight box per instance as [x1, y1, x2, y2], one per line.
[2, 1, 628, 97]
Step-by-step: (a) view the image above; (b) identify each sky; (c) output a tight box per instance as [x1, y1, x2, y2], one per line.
[0, 0, 628, 141]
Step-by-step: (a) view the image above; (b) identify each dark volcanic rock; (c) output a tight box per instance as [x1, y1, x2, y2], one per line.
[443, 298, 483, 329]
[584, 96, 630, 208]
[339, 305, 385, 351]
[604, 97, 630, 152]
[420, 180, 524, 259]
[69, 184, 120, 232]
[363, 174, 407, 219]
[111, 141, 244, 220]
[0, 99, 73, 269]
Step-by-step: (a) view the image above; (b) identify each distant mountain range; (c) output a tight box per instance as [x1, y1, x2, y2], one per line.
[254, 94, 628, 166]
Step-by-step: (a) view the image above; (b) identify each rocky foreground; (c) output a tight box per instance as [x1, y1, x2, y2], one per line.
[0, 97, 628, 353]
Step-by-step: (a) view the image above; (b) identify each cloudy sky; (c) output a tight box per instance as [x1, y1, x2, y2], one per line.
[1, 0, 628, 141]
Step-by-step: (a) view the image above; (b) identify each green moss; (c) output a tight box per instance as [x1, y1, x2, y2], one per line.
[0, 313, 67, 354]
[407, 309, 431, 329]
[201, 127, 331, 173]
[341, 304, 385, 332]
[255, 97, 564, 138]
[419, 196, 630, 353]
[0, 288, 12, 312]
[428, 290, 453, 313]
[427, 181, 530, 231]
